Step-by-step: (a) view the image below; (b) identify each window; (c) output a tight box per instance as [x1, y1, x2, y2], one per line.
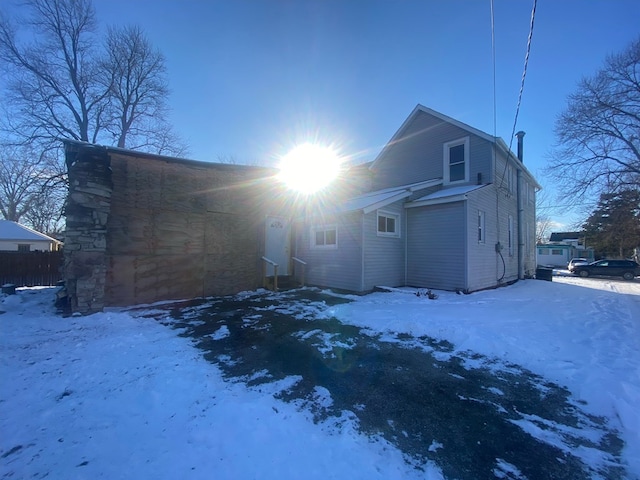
[311, 225, 337, 249]
[17, 244, 30, 252]
[508, 215, 514, 256]
[538, 248, 549, 255]
[551, 249, 563, 256]
[478, 210, 485, 243]
[443, 137, 469, 184]
[377, 211, 399, 237]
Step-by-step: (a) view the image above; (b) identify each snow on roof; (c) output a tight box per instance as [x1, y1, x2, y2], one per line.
[341, 189, 409, 213]
[410, 184, 486, 204]
[341, 179, 442, 214]
[0, 220, 59, 242]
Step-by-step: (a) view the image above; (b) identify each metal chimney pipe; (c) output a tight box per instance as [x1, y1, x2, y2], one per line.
[515, 131, 526, 162]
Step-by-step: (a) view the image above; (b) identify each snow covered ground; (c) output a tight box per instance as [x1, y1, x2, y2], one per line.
[1, 275, 639, 479]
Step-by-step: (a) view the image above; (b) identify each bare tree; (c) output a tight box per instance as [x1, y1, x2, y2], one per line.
[547, 37, 640, 204]
[0, 0, 187, 155]
[0, 0, 188, 229]
[0, 0, 109, 146]
[0, 142, 57, 224]
[102, 25, 186, 155]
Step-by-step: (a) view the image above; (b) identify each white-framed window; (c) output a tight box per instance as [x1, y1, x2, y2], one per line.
[508, 215, 514, 256]
[478, 210, 485, 243]
[443, 137, 469, 184]
[377, 211, 400, 237]
[311, 225, 337, 249]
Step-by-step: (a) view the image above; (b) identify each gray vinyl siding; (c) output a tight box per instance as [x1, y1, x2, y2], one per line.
[371, 110, 493, 190]
[466, 186, 502, 291]
[295, 212, 363, 291]
[493, 150, 538, 278]
[494, 177, 519, 284]
[406, 202, 466, 291]
[362, 201, 405, 290]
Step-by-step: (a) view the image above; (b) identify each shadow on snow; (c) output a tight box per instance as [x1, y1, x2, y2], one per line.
[141, 288, 626, 480]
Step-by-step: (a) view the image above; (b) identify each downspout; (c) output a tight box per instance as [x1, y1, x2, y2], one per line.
[516, 131, 526, 280]
[361, 212, 365, 292]
[404, 207, 408, 287]
[517, 169, 524, 280]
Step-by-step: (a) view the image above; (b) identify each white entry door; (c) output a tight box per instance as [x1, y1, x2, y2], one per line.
[265, 216, 290, 276]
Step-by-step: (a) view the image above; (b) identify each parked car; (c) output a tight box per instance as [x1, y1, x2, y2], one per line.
[572, 259, 640, 280]
[567, 257, 589, 272]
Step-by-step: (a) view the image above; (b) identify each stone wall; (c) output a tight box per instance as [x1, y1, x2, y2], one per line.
[63, 143, 112, 314]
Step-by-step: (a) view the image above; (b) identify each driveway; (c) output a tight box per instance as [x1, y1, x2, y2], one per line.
[146, 288, 625, 479]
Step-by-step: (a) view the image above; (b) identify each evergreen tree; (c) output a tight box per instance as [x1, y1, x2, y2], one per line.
[583, 189, 640, 258]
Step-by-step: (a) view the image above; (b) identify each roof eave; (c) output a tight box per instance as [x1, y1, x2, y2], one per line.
[406, 193, 469, 208]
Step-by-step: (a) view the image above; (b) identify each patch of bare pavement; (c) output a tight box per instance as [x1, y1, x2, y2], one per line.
[141, 288, 627, 479]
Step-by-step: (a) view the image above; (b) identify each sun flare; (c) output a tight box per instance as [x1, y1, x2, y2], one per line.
[277, 143, 342, 194]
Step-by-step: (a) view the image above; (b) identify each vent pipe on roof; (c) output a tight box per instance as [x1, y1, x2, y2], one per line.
[515, 131, 526, 162]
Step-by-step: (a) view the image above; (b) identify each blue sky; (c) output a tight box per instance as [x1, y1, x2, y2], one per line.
[35, 1, 640, 225]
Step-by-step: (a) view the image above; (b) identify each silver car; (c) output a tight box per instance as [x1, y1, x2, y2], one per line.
[567, 258, 589, 272]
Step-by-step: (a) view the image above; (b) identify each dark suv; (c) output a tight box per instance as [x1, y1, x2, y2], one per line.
[573, 259, 640, 280]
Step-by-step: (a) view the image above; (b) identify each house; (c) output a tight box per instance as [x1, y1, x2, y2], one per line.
[62, 104, 540, 315]
[293, 105, 540, 293]
[62, 140, 286, 314]
[537, 231, 594, 267]
[0, 220, 62, 252]
[549, 232, 584, 248]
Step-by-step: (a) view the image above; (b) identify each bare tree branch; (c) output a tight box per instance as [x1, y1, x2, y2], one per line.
[546, 37, 640, 205]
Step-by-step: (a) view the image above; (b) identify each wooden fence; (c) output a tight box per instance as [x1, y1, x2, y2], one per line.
[0, 251, 63, 287]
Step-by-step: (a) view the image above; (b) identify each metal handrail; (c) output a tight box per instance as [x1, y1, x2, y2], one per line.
[292, 257, 306, 287]
[261, 256, 279, 291]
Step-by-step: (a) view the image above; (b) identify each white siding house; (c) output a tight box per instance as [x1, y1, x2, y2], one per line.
[294, 104, 540, 293]
[0, 220, 62, 252]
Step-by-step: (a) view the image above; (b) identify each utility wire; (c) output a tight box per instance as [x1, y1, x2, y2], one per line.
[498, 0, 537, 190]
[508, 0, 537, 153]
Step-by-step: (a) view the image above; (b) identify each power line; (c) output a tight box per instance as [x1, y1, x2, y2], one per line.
[508, 0, 537, 153]
[497, 0, 537, 193]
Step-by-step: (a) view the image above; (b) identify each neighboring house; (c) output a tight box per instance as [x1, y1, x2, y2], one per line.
[549, 232, 584, 248]
[294, 105, 540, 293]
[536, 244, 574, 268]
[537, 231, 594, 267]
[0, 220, 62, 252]
[63, 104, 540, 314]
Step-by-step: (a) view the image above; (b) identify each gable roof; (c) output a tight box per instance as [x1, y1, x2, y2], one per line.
[549, 232, 583, 242]
[369, 104, 541, 189]
[0, 220, 60, 243]
[341, 178, 443, 214]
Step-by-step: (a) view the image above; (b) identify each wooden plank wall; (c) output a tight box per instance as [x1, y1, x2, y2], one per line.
[104, 153, 274, 306]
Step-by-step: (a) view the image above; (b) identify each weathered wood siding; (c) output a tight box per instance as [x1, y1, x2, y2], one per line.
[371, 110, 493, 190]
[104, 152, 270, 306]
[295, 211, 363, 291]
[362, 201, 405, 290]
[64, 142, 277, 313]
[406, 202, 466, 291]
